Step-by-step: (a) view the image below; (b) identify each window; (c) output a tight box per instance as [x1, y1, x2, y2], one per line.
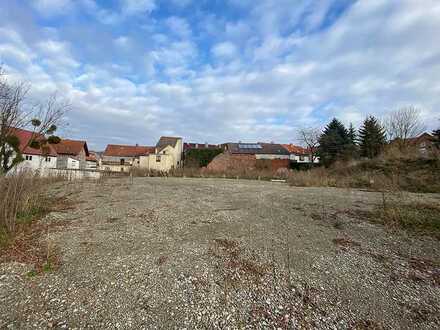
[120, 158, 125, 165]
[45, 157, 51, 162]
[156, 155, 161, 162]
[121, 167, 124, 172]
[25, 155, 32, 161]
[299, 155, 305, 161]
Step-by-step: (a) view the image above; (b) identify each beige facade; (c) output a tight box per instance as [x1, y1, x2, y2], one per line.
[101, 137, 183, 173]
[139, 139, 183, 172]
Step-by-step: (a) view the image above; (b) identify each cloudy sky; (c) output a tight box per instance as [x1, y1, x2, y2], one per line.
[1, 0, 439, 149]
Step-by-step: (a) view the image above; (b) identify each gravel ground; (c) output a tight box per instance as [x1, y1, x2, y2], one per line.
[1, 177, 440, 329]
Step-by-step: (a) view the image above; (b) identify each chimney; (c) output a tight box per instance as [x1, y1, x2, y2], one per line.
[195, 143, 198, 149]
[205, 142, 208, 148]
[136, 143, 139, 147]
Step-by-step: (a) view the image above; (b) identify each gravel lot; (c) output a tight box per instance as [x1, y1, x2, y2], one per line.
[1, 177, 440, 329]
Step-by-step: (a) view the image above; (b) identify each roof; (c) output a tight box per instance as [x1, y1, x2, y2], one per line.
[10, 127, 57, 156]
[156, 136, 181, 151]
[103, 144, 155, 157]
[224, 142, 290, 155]
[86, 152, 98, 162]
[407, 133, 434, 145]
[282, 144, 309, 155]
[53, 139, 89, 156]
[184, 142, 219, 151]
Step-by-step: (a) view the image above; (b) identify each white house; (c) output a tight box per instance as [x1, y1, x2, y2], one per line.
[53, 139, 89, 170]
[11, 127, 58, 172]
[282, 144, 320, 164]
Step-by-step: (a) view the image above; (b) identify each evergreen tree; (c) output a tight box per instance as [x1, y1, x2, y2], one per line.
[348, 123, 357, 145]
[346, 123, 358, 159]
[358, 115, 387, 158]
[318, 118, 350, 166]
[432, 128, 440, 148]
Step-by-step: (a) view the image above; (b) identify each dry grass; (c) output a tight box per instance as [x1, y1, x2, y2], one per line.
[0, 171, 76, 273]
[0, 171, 56, 241]
[373, 201, 440, 239]
[287, 157, 440, 193]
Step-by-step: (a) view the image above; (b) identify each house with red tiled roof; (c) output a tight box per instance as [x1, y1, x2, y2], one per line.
[101, 144, 155, 172]
[53, 139, 89, 169]
[86, 152, 99, 170]
[101, 136, 183, 173]
[282, 144, 320, 164]
[11, 127, 58, 172]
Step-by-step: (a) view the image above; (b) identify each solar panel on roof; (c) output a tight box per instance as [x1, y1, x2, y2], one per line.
[238, 144, 262, 149]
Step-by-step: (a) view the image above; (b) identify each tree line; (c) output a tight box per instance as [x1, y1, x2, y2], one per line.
[299, 107, 438, 167]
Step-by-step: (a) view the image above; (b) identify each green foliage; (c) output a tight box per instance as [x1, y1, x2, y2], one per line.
[185, 148, 222, 168]
[433, 128, 440, 148]
[348, 123, 357, 145]
[29, 139, 41, 149]
[358, 116, 387, 158]
[46, 124, 57, 135]
[318, 118, 351, 166]
[31, 118, 41, 127]
[47, 135, 61, 144]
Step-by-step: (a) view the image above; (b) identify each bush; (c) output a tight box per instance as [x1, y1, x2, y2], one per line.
[0, 171, 55, 244]
[184, 149, 223, 168]
[287, 157, 440, 193]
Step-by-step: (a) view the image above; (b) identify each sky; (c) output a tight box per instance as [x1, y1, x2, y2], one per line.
[0, 0, 439, 150]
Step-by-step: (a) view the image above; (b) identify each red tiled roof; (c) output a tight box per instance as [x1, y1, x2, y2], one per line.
[53, 139, 88, 156]
[103, 144, 155, 157]
[10, 127, 57, 156]
[282, 144, 309, 155]
[86, 152, 98, 162]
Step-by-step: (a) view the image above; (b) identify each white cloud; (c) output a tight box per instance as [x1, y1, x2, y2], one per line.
[120, 0, 156, 16]
[2, 0, 440, 148]
[211, 42, 237, 59]
[32, 0, 74, 17]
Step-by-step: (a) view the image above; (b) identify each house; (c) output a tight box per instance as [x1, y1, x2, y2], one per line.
[11, 127, 57, 172]
[86, 152, 99, 170]
[139, 136, 183, 171]
[101, 137, 183, 173]
[407, 133, 436, 157]
[101, 144, 155, 172]
[207, 142, 290, 172]
[53, 139, 89, 169]
[282, 144, 320, 164]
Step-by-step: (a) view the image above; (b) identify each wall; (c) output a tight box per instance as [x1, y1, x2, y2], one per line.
[15, 154, 57, 172]
[139, 153, 174, 172]
[289, 154, 320, 164]
[207, 153, 256, 172]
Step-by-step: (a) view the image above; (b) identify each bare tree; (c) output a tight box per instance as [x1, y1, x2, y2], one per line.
[0, 67, 68, 174]
[297, 127, 321, 162]
[385, 106, 425, 148]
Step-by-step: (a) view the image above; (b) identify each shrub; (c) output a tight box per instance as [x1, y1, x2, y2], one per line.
[0, 171, 55, 242]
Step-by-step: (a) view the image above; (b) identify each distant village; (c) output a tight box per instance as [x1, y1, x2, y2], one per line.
[12, 127, 324, 175]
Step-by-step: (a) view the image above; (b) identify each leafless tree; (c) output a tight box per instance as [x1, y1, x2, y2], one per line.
[297, 127, 321, 162]
[385, 106, 425, 148]
[0, 67, 68, 174]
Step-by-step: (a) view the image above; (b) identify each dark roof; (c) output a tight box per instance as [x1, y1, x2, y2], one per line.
[156, 136, 181, 151]
[11, 127, 57, 156]
[53, 139, 89, 157]
[184, 142, 219, 151]
[224, 142, 290, 155]
[103, 144, 155, 157]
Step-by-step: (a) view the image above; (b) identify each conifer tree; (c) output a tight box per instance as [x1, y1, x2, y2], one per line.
[358, 115, 387, 158]
[318, 118, 350, 166]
